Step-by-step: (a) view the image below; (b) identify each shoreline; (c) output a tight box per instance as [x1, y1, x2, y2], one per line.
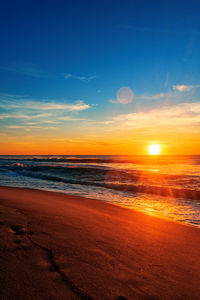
[0, 186, 200, 299]
[0, 184, 199, 229]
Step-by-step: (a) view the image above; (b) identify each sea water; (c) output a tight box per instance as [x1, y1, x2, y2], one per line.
[0, 155, 200, 227]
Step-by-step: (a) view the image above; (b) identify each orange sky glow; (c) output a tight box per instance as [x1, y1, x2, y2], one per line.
[1, 91, 200, 155]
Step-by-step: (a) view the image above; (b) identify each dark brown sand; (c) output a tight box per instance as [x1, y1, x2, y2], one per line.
[0, 186, 200, 300]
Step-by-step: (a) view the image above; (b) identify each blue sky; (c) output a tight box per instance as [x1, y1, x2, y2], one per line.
[0, 0, 200, 154]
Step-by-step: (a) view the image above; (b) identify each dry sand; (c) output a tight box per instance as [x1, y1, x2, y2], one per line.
[0, 186, 200, 299]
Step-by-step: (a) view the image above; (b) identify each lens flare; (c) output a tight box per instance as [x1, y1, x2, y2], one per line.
[116, 87, 134, 104]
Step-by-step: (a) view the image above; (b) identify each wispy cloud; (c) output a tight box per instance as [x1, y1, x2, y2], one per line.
[109, 83, 199, 105]
[109, 91, 179, 104]
[111, 102, 200, 130]
[7, 125, 57, 130]
[20, 100, 91, 111]
[137, 92, 176, 101]
[38, 120, 60, 124]
[0, 113, 52, 120]
[7, 125, 42, 129]
[1, 63, 52, 78]
[138, 93, 167, 100]
[0, 93, 94, 132]
[83, 120, 114, 125]
[21, 120, 60, 125]
[172, 84, 200, 92]
[1, 62, 97, 83]
[0, 98, 91, 112]
[133, 88, 196, 102]
[0, 114, 29, 120]
[58, 116, 88, 121]
[64, 73, 96, 82]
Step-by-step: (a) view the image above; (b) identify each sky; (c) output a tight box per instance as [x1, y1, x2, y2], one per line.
[0, 0, 200, 155]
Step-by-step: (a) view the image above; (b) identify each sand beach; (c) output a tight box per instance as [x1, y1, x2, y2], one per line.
[0, 186, 200, 299]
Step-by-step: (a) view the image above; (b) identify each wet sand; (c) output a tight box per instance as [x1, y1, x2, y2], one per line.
[0, 186, 200, 299]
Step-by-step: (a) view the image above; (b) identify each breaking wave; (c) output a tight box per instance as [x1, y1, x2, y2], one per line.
[1, 161, 200, 200]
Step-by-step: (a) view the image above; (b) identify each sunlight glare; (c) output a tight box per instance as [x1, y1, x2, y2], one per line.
[148, 144, 161, 155]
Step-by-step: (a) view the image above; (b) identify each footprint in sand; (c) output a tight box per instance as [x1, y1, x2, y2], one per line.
[8, 225, 27, 235]
[7, 225, 32, 251]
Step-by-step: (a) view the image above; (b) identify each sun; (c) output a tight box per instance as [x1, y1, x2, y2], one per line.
[148, 144, 161, 155]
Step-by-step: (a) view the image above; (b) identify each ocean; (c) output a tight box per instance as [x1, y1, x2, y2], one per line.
[0, 155, 200, 227]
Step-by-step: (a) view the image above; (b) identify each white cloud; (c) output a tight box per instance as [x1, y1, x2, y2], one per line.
[173, 84, 200, 92]
[138, 93, 167, 100]
[7, 125, 42, 129]
[109, 83, 200, 105]
[0, 94, 93, 131]
[7, 125, 58, 130]
[0, 99, 91, 111]
[32, 113, 52, 118]
[64, 73, 96, 82]
[24, 120, 60, 125]
[39, 120, 60, 124]
[0, 113, 52, 120]
[58, 116, 88, 121]
[0, 114, 28, 120]
[110, 91, 177, 103]
[24, 122, 39, 125]
[35, 101, 90, 111]
[112, 102, 200, 130]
